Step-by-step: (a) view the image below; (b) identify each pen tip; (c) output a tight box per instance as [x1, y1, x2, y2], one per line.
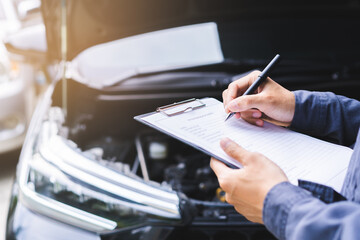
[225, 113, 233, 122]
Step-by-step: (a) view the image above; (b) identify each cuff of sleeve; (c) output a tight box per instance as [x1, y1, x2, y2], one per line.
[290, 90, 326, 133]
[263, 181, 313, 240]
[298, 179, 347, 203]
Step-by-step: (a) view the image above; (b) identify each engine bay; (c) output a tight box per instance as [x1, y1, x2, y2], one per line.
[51, 74, 240, 203]
[81, 130, 222, 202]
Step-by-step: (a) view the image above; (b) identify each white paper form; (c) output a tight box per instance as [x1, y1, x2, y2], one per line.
[140, 98, 353, 192]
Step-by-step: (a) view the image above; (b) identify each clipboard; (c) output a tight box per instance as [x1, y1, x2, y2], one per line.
[134, 97, 353, 192]
[134, 98, 240, 169]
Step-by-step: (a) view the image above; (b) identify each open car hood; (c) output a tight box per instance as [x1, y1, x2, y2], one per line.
[69, 22, 224, 87]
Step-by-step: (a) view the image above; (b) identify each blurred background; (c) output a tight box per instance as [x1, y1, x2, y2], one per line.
[0, 0, 47, 238]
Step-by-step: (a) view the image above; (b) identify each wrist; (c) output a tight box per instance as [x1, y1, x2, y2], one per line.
[286, 91, 296, 124]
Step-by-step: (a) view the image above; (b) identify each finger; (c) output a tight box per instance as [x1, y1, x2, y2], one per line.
[227, 94, 266, 113]
[222, 89, 229, 112]
[260, 113, 289, 127]
[226, 71, 261, 104]
[220, 138, 249, 166]
[239, 109, 262, 119]
[226, 82, 241, 108]
[240, 114, 264, 127]
[239, 110, 264, 126]
[210, 157, 232, 178]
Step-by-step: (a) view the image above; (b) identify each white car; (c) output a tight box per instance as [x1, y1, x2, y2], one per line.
[0, 0, 46, 154]
[0, 0, 24, 153]
[0, 48, 27, 153]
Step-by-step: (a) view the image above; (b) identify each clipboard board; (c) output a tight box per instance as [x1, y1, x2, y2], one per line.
[134, 97, 353, 192]
[134, 98, 240, 169]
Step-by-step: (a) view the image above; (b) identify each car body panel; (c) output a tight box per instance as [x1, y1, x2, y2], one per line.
[7, 194, 100, 240]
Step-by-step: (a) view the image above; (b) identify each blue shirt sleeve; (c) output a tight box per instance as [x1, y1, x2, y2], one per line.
[263, 182, 360, 240]
[290, 90, 360, 146]
[263, 91, 360, 239]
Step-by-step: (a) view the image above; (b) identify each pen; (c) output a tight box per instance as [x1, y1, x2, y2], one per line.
[225, 54, 281, 122]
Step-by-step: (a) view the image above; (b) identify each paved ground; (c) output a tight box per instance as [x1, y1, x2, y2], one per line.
[0, 150, 19, 240]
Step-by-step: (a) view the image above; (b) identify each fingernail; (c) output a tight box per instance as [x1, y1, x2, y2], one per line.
[220, 137, 232, 149]
[252, 112, 261, 118]
[256, 120, 263, 126]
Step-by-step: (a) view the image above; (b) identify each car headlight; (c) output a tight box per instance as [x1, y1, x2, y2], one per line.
[17, 86, 182, 233]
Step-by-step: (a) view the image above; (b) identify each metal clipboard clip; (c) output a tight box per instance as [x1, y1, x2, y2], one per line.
[156, 98, 206, 117]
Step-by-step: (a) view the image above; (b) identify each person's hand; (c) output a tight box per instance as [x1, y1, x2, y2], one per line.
[223, 70, 295, 127]
[210, 138, 288, 223]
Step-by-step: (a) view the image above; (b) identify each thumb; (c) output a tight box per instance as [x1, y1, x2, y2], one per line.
[220, 138, 250, 166]
[227, 94, 265, 113]
[210, 157, 232, 179]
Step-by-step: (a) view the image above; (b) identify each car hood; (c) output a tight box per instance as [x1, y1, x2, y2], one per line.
[69, 22, 224, 88]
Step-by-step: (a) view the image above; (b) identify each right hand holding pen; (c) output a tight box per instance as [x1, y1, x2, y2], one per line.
[223, 70, 296, 127]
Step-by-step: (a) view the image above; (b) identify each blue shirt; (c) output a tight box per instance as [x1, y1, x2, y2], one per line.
[263, 90, 360, 240]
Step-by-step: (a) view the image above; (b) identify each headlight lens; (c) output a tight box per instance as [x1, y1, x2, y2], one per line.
[18, 104, 182, 233]
[28, 155, 149, 229]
